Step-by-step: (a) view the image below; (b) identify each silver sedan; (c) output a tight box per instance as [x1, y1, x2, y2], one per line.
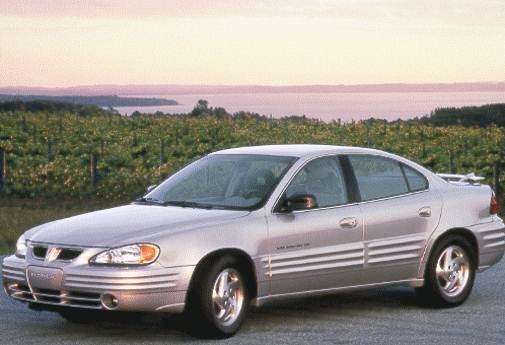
[2, 145, 505, 338]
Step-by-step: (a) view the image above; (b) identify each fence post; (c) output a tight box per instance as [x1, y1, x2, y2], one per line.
[47, 138, 53, 162]
[159, 139, 165, 165]
[175, 128, 180, 145]
[493, 161, 501, 200]
[420, 131, 426, 158]
[32, 125, 37, 143]
[0, 149, 5, 191]
[58, 118, 64, 135]
[449, 150, 455, 173]
[21, 116, 27, 131]
[90, 154, 98, 189]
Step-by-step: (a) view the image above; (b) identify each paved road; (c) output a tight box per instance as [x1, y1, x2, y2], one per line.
[1, 257, 504, 345]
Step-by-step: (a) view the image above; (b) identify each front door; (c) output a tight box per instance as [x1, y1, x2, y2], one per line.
[266, 155, 364, 295]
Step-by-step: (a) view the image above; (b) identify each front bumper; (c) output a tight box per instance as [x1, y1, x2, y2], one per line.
[2, 254, 194, 313]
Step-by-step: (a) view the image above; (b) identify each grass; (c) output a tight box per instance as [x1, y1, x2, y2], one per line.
[0, 197, 125, 254]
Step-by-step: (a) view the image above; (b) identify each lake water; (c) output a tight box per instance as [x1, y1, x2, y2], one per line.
[114, 91, 505, 121]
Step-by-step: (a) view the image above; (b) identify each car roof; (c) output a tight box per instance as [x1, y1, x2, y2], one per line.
[212, 144, 386, 158]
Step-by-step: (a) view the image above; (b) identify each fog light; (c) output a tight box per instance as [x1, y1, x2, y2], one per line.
[101, 293, 118, 310]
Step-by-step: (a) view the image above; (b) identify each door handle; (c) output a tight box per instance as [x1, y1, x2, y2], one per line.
[418, 206, 431, 217]
[339, 217, 358, 228]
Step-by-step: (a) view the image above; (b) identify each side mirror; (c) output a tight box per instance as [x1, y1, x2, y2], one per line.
[146, 184, 157, 193]
[281, 194, 318, 212]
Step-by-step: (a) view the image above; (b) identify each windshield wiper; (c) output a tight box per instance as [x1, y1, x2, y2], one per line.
[162, 200, 217, 209]
[135, 197, 164, 205]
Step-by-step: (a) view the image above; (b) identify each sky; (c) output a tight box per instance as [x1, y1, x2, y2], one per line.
[0, 0, 504, 87]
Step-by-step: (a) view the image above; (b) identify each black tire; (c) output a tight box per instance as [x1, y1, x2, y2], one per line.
[416, 235, 476, 308]
[185, 255, 249, 339]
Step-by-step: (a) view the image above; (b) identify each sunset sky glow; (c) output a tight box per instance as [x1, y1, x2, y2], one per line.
[1, 0, 504, 87]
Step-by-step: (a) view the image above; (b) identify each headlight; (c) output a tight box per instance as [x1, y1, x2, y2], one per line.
[15, 234, 27, 258]
[89, 244, 160, 265]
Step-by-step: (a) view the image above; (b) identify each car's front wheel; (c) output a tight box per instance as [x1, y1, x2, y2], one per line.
[186, 256, 249, 338]
[416, 235, 476, 307]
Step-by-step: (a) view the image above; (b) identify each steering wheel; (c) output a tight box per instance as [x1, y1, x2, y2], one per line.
[243, 189, 264, 200]
[242, 169, 276, 200]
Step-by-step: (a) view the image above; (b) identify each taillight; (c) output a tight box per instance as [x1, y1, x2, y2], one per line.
[490, 193, 501, 215]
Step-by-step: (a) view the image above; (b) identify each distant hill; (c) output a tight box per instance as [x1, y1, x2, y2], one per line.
[1, 82, 504, 96]
[0, 99, 113, 116]
[416, 103, 505, 127]
[2, 98, 504, 128]
[0, 94, 177, 107]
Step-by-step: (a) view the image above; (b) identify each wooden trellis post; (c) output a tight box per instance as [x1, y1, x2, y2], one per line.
[0, 148, 5, 191]
[449, 150, 455, 173]
[47, 138, 53, 162]
[90, 154, 98, 189]
[58, 117, 64, 135]
[159, 139, 165, 165]
[493, 161, 501, 200]
[32, 125, 37, 143]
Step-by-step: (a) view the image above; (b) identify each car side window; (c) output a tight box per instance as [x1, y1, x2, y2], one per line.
[285, 156, 348, 208]
[402, 165, 428, 191]
[348, 155, 409, 201]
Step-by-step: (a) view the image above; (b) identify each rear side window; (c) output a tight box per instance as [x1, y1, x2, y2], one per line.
[348, 155, 409, 201]
[402, 165, 428, 191]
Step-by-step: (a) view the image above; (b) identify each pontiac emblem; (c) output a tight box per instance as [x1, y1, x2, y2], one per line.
[29, 271, 57, 280]
[45, 247, 62, 262]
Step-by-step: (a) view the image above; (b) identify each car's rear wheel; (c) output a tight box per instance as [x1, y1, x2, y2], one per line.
[416, 235, 476, 307]
[186, 255, 249, 338]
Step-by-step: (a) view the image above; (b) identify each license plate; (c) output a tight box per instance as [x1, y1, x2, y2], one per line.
[26, 266, 63, 290]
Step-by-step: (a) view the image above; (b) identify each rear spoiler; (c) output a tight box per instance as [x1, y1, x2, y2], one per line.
[437, 172, 485, 185]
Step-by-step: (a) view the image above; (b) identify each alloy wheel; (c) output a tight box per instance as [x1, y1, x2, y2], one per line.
[435, 245, 470, 298]
[211, 268, 245, 327]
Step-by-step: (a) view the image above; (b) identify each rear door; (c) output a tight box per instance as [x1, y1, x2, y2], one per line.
[266, 155, 364, 295]
[346, 154, 442, 283]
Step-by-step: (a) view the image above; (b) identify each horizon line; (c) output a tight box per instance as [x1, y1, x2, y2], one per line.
[2, 81, 505, 89]
[1, 81, 505, 96]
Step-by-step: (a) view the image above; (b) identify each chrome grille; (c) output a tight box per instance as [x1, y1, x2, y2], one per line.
[4, 282, 102, 309]
[57, 249, 82, 261]
[30, 245, 82, 262]
[32, 246, 47, 260]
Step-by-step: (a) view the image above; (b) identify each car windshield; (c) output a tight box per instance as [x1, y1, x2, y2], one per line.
[143, 154, 296, 210]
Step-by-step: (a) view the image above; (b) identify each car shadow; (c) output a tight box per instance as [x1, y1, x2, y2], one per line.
[21, 286, 422, 341]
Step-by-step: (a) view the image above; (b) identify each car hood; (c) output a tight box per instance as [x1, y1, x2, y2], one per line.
[27, 204, 250, 247]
